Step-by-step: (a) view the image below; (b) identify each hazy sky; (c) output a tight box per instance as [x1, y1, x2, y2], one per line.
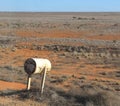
[0, 0, 120, 12]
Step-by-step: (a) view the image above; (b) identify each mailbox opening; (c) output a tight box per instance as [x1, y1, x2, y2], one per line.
[24, 58, 36, 75]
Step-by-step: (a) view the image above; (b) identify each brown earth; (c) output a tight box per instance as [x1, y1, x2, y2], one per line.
[0, 12, 120, 106]
[0, 80, 26, 90]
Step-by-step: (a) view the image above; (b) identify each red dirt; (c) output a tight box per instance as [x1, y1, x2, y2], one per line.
[15, 30, 90, 38]
[15, 30, 120, 40]
[0, 80, 26, 90]
[87, 34, 120, 40]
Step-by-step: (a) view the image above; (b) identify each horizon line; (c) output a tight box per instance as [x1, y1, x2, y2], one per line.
[0, 11, 120, 13]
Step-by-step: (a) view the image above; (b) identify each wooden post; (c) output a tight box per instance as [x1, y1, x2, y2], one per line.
[40, 67, 47, 94]
[27, 75, 32, 90]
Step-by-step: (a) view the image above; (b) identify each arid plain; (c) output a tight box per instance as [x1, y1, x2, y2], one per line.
[0, 12, 120, 106]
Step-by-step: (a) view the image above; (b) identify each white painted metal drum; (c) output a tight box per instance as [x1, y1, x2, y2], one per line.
[24, 58, 51, 75]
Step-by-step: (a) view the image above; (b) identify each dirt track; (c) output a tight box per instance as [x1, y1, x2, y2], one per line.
[0, 12, 120, 106]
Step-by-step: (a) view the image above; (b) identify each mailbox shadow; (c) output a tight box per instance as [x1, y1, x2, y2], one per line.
[0, 89, 27, 97]
[0, 88, 42, 100]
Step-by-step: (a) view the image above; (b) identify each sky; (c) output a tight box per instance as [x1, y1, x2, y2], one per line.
[0, 0, 120, 12]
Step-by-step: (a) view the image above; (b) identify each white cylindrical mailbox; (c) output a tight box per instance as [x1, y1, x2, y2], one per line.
[24, 58, 51, 94]
[24, 58, 51, 75]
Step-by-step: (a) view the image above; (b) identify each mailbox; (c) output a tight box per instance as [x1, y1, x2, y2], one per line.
[24, 58, 51, 75]
[24, 58, 52, 94]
